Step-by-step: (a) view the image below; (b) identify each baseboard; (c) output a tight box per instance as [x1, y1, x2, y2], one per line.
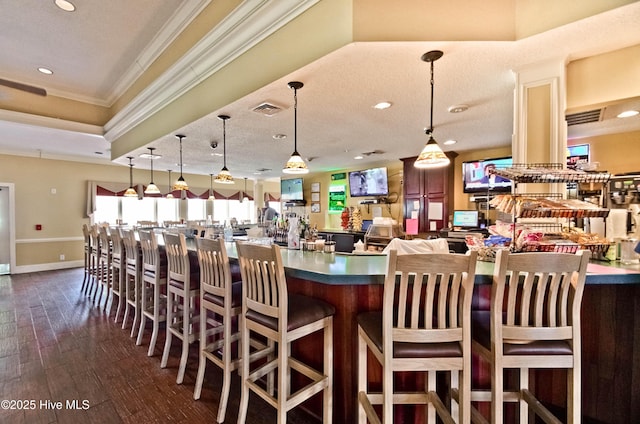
[13, 260, 83, 274]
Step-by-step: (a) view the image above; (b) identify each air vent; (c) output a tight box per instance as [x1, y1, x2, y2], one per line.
[565, 109, 602, 126]
[362, 150, 385, 156]
[251, 102, 283, 116]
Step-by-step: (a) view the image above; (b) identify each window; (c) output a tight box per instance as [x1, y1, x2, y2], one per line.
[157, 198, 179, 224]
[93, 195, 258, 226]
[187, 198, 206, 221]
[122, 197, 154, 225]
[93, 196, 119, 224]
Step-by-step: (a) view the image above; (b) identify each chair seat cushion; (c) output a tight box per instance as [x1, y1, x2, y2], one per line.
[168, 273, 201, 290]
[472, 310, 573, 356]
[246, 293, 335, 332]
[357, 311, 463, 358]
[202, 281, 242, 308]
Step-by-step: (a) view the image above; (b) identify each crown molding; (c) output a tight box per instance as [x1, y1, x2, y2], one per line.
[104, 0, 320, 143]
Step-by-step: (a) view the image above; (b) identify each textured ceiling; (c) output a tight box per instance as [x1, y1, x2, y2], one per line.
[0, 1, 639, 180]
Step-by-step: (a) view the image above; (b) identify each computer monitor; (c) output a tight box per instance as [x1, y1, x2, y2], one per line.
[452, 210, 479, 228]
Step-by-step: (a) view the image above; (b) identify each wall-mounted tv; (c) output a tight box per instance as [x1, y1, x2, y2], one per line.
[348, 167, 389, 197]
[567, 143, 589, 168]
[280, 178, 303, 201]
[462, 157, 513, 193]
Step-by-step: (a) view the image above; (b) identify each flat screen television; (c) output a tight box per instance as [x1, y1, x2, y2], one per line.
[452, 210, 479, 228]
[348, 167, 389, 197]
[567, 143, 589, 168]
[462, 156, 513, 193]
[280, 178, 303, 201]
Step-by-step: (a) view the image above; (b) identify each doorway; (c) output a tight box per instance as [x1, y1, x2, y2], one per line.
[0, 183, 16, 275]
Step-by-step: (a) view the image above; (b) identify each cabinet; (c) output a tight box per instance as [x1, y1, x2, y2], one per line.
[401, 154, 457, 234]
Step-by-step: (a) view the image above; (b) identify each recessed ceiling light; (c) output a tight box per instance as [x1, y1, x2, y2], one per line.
[38, 67, 53, 75]
[354, 155, 364, 160]
[273, 134, 287, 140]
[139, 152, 162, 159]
[448, 104, 469, 113]
[373, 102, 392, 110]
[210, 152, 223, 157]
[443, 139, 457, 145]
[617, 110, 639, 118]
[54, 0, 76, 12]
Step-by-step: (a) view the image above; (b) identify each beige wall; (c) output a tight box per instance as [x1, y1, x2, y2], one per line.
[296, 160, 404, 231]
[0, 154, 278, 270]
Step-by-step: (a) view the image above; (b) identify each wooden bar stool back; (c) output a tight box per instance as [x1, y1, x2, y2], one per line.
[108, 228, 125, 322]
[97, 225, 113, 307]
[81, 224, 93, 293]
[88, 225, 101, 299]
[357, 250, 478, 424]
[193, 237, 242, 423]
[236, 242, 335, 424]
[471, 249, 590, 424]
[160, 232, 200, 384]
[137, 230, 167, 356]
[121, 229, 142, 337]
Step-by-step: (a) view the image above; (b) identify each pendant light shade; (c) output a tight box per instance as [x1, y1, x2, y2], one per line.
[166, 170, 174, 198]
[208, 174, 215, 200]
[215, 115, 234, 184]
[124, 156, 137, 197]
[173, 134, 189, 190]
[283, 81, 309, 174]
[414, 50, 450, 169]
[144, 147, 161, 195]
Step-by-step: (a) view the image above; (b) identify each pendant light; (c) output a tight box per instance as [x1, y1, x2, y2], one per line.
[283, 81, 309, 174]
[208, 174, 216, 200]
[123, 156, 137, 197]
[144, 147, 161, 194]
[173, 134, 189, 190]
[414, 50, 450, 169]
[215, 115, 234, 184]
[241, 177, 249, 203]
[166, 170, 174, 198]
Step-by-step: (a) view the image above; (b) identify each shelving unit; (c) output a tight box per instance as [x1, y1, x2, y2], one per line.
[489, 163, 612, 254]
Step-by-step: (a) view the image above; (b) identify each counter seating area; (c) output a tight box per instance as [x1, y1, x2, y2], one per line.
[20, 223, 639, 423]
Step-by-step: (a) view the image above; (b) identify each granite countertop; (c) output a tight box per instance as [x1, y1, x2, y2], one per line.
[224, 242, 640, 286]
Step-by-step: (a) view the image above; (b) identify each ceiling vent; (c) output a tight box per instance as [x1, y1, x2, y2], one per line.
[565, 109, 602, 126]
[251, 102, 284, 116]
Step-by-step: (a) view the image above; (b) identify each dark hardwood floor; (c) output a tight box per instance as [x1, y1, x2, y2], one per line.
[0, 268, 318, 424]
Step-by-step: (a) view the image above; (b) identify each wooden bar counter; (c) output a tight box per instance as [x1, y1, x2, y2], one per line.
[224, 242, 640, 424]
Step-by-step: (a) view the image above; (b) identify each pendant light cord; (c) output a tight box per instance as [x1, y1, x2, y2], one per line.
[427, 59, 434, 136]
[179, 137, 184, 176]
[222, 118, 227, 167]
[293, 86, 298, 152]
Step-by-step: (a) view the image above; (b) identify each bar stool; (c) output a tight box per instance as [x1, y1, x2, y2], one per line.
[470, 250, 590, 424]
[96, 225, 113, 307]
[193, 237, 242, 423]
[81, 224, 93, 293]
[236, 242, 335, 424]
[137, 230, 167, 356]
[87, 225, 101, 299]
[121, 229, 142, 337]
[108, 228, 125, 322]
[357, 249, 477, 424]
[160, 232, 200, 384]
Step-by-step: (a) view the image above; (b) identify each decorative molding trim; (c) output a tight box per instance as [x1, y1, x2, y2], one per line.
[104, 0, 320, 143]
[13, 260, 84, 275]
[0, 109, 103, 136]
[106, 0, 212, 106]
[16, 237, 84, 244]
